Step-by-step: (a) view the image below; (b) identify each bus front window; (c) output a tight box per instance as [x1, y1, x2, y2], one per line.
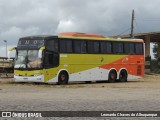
[14, 50, 42, 69]
[27, 50, 42, 68]
[14, 50, 27, 68]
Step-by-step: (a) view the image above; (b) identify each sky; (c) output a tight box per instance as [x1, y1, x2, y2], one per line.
[0, 0, 159, 57]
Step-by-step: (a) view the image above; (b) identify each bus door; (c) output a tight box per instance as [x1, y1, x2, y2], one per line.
[44, 51, 59, 81]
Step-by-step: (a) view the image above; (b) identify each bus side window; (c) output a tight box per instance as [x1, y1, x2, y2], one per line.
[60, 39, 73, 53]
[44, 51, 54, 67]
[74, 40, 87, 53]
[113, 42, 123, 54]
[135, 43, 143, 55]
[130, 43, 135, 54]
[100, 41, 112, 54]
[124, 42, 135, 54]
[87, 41, 100, 53]
[46, 39, 59, 52]
[44, 51, 59, 68]
[81, 41, 87, 53]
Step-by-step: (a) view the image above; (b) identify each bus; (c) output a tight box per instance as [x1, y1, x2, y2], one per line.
[9, 32, 144, 84]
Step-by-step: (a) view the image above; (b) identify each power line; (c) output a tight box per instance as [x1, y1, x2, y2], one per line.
[116, 28, 131, 37]
[136, 18, 160, 21]
[117, 10, 134, 37]
[134, 19, 142, 33]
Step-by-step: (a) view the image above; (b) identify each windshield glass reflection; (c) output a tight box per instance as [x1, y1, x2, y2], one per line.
[14, 50, 42, 69]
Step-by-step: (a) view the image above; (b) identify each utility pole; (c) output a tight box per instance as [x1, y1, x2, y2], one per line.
[130, 9, 134, 38]
[3, 40, 7, 58]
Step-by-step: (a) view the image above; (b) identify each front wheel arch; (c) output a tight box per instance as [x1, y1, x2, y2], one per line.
[57, 70, 69, 85]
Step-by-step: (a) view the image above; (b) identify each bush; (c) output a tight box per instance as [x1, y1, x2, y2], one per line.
[151, 60, 160, 73]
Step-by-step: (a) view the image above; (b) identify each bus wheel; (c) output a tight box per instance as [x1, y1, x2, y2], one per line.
[58, 71, 68, 85]
[119, 70, 127, 82]
[108, 70, 117, 83]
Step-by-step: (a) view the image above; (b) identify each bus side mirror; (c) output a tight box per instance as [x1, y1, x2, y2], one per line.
[8, 47, 16, 59]
[38, 47, 45, 58]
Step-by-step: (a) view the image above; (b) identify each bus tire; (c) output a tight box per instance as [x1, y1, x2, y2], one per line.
[58, 71, 69, 85]
[119, 70, 127, 82]
[108, 70, 117, 83]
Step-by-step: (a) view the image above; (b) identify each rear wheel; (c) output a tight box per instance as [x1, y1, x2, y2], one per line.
[119, 70, 127, 82]
[58, 71, 68, 85]
[108, 70, 117, 83]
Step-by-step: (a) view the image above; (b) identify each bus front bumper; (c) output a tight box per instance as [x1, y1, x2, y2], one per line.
[14, 75, 44, 82]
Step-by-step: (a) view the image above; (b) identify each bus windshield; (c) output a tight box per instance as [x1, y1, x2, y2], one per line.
[14, 50, 42, 69]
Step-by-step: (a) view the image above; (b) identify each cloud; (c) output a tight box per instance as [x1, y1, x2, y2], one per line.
[0, 0, 160, 57]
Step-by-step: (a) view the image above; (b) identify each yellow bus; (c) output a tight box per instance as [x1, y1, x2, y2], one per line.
[9, 32, 144, 84]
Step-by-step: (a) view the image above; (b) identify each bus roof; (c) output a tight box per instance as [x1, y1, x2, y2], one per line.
[58, 32, 143, 42]
[20, 33, 144, 43]
[59, 32, 106, 38]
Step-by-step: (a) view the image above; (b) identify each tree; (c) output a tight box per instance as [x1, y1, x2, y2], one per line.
[153, 43, 158, 60]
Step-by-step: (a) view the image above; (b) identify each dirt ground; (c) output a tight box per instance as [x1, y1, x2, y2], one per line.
[0, 75, 160, 119]
[0, 74, 160, 89]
